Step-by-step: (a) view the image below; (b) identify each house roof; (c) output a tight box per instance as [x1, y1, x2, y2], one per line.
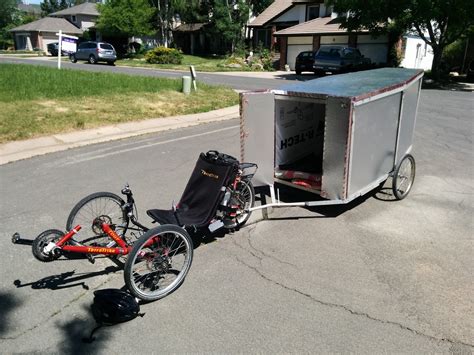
[248, 0, 293, 27]
[9, 17, 83, 34]
[174, 23, 206, 32]
[274, 16, 368, 36]
[249, 0, 322, 27]
[50, 2, 99, 16]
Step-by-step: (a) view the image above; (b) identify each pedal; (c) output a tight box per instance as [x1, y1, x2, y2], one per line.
[86, 254, 95, 264]
[11, 233, 21, 244]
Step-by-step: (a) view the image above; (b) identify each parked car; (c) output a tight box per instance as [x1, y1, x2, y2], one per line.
[312, 46, 371, 75]
[69, 41, 117, 65]
[295, 51, 317, 75]
[47, 42, 66, 56]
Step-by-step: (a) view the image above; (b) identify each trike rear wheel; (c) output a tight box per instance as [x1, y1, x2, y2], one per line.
[66, 192, 129, 247]
[224, 180, 255, 229]
[124, 225, 193, 302]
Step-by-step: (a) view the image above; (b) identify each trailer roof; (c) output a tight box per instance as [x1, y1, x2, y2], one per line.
[275, 68, 424, 101]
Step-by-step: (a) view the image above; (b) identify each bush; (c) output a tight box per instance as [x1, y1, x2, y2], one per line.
[145, 46, 183, 64]
[257, 48, 274, 71]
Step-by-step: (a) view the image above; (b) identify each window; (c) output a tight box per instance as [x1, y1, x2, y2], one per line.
[342, 48, 355, 59]
[307, 5, 320, 21]
[72, 15, 76, 22]
[100, 44, 113, 50]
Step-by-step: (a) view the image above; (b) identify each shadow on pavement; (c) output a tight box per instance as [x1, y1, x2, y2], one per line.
[274, 72, 320, 82]
[0, 291, 22, 337]
[57, 304, 110, 355]
[13, 266, 121, 291]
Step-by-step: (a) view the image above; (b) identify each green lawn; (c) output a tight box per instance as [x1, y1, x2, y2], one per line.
[116, 54, 254, 72]
[0, 64, 238, 143]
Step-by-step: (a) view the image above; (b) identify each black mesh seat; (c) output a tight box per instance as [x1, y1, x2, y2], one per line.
[147, 151, 239, 228]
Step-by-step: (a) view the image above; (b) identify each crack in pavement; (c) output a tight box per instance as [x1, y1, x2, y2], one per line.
[235, 256, 474, 349]
[228, 224, 298, 269]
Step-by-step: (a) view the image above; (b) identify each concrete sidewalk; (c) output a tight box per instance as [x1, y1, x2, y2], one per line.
[0, 105, 239, 165]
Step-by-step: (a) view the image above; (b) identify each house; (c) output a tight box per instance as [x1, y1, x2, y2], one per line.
[273, 15, 390, 70]
[399, 34, 434, 71]
[49, 2, 99, 32]
[10, 17, 83, 52]
[173, 23, 208, 55]
[250, 0, 433, 71]
[248, 0, 332, 52]
[9, 2, 101, 53]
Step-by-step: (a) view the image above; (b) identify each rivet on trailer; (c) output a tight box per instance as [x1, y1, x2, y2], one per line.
[240, 68, 423, 212]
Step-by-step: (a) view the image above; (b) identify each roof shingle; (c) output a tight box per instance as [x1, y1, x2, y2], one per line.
[274, 16, 367, 35]
[9, 17, 83, 34]
[248, 0, 293, 27]
[50, 2, 99, 16]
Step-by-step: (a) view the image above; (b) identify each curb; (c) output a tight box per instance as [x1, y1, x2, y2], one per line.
[0, 105, 239, 165]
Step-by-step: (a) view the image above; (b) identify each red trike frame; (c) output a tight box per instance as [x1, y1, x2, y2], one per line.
[57, 223, 155, 256]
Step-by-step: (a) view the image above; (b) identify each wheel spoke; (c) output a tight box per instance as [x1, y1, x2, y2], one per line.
[125, 226, 193, 301]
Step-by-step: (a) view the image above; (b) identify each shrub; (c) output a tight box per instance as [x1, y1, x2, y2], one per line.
[145, 46, 183, 64]
[257, 48, 274, 71]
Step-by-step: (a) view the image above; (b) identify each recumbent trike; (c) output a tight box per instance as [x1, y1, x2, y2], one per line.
[19, 151, 257, 302]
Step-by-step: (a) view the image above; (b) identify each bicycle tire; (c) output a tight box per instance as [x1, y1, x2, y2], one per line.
[224, 180, 255, 230]
[392, 154, 416, 200]
[124, 225, 193, 302]
[66, 192, 129, 247]
[32, 229, 64, 262]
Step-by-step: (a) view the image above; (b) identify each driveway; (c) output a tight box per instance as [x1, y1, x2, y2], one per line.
[0, 89, 472, 353]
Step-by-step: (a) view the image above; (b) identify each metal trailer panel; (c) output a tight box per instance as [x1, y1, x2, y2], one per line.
[321, 97, 352, 200]
[395, 79, 421, 164]
[277, 68, 423, 101]
[348, 92, 402, 197]
[240, 92, 275, 186]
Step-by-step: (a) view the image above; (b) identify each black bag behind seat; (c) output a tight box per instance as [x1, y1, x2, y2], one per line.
[147, 151, 239, 228]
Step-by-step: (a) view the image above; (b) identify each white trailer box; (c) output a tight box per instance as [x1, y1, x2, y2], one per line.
[241, 68, 423, 205]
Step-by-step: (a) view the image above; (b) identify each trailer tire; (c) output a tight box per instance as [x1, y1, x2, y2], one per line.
[392, 154, 416, 200]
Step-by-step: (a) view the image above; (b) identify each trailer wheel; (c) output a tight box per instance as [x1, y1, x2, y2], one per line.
[392, 154, 416, 200]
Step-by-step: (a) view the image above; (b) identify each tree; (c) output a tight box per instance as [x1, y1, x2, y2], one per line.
[212, 0, 250, 53]
[0, 0, 20, 30]
[329, 0, 474, 79]
[97, 0, 154, 38]
[0, 0, 21, 49]
[249, 0, 274, 16]
[40, 0, 68, 16]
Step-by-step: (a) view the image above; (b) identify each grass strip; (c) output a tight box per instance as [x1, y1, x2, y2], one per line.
[0, 64, 238, 143]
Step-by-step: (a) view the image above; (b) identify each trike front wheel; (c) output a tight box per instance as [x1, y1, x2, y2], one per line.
[66, 192, 129, 246]
[32, 229, 64, 262]
[124, 225, 193, 302]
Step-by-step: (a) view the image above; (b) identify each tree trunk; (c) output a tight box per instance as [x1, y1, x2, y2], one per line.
[430, 45, 444, 81]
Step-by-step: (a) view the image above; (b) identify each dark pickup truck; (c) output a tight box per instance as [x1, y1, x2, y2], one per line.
[313, 46, 371, 74]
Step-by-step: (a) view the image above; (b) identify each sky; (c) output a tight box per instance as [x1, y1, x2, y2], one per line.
[23, 0, 42, 4]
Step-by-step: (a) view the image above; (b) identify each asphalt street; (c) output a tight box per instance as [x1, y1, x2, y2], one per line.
[0, 87, 473, 352]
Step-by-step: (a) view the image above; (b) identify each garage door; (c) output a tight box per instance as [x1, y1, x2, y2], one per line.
[42, 34, 58, 53]
[287, 44, 312, 70]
